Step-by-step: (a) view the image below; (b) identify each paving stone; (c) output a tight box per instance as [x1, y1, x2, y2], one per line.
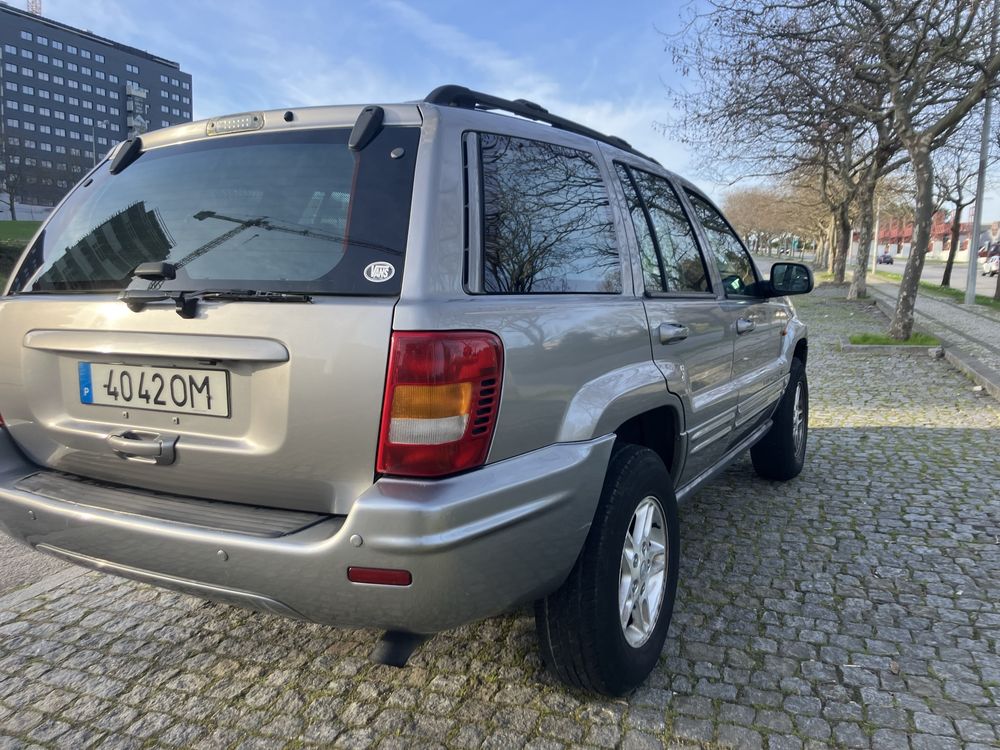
[872, 729, 912, 750]
[716, 724, 763, 749]
[954, 719, 997, 743]
[766, 737, 803, 750]
[671, 716, 713, 742]
[913, 711, 956, 736]
[620, 730, 663, 750]
[832, 722, 869, 748]
[911, 735, 961, 750]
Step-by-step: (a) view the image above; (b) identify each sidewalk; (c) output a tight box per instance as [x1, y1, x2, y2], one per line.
[868, 279, 1000, 400]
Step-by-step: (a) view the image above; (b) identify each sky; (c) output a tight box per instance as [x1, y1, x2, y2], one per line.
[40, 0, 1000, 218]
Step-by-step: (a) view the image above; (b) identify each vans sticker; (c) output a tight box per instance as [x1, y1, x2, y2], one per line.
[363, 261, 395, 283]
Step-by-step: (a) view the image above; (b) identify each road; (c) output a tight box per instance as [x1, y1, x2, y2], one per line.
[874, 259, 975, 292]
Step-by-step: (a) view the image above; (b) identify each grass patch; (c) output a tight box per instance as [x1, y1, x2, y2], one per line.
[812, 271, 849, 286]
[0, 220, 41, 287]
[848, 332, 940, 346]
[0, 219, 42, 266]
[0, 220, 42, 245]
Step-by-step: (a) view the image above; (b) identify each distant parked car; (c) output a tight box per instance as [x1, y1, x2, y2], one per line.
[877, 252, 894, 265]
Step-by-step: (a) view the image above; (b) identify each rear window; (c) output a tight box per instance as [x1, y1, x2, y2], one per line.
[9, 127, 419, 295]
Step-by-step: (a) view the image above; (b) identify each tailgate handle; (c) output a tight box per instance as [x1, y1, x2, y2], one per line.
[107, 431, 177, 465]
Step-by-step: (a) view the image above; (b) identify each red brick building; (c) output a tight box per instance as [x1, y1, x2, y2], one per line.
[876, 211, 998, 261]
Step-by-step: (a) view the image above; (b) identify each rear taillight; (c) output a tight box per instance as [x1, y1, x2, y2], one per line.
[377, 331, 503, 478]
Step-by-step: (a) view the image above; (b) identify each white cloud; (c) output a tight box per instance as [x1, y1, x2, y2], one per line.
[372, 0, 692, 175]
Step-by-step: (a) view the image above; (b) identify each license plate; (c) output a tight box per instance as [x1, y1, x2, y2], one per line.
[78, 362, 230, 417]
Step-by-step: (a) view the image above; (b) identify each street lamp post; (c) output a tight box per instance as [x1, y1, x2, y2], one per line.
[91, 119, 110, 167]
[966, 0, 999, 304]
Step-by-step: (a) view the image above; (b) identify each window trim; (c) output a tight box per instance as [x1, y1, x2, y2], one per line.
[465, 128, 626, 297]
[615, 161, 715, 297]
[683, 188, 762, 299]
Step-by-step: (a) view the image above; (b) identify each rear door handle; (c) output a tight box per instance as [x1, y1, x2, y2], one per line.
[736, 318, 756, 335]
[658, 322, 689, 344]
[107, 431, 177, 465]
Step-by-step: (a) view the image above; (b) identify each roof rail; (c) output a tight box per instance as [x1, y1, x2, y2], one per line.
[424, 85, 660, 165]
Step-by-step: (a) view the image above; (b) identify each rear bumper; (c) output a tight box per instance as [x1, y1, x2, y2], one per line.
[0, 430, 613, 633]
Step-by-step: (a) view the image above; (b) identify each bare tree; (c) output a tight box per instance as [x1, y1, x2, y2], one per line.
[664, 1, 905, 289]
[666, 0, 1000, 335]
[932, 137, 992, 288]
[868, 1, 1000, 337]
[0, 142, 25, 221]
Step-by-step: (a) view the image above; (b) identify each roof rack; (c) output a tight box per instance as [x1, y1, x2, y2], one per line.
[424, 85, 660, 165]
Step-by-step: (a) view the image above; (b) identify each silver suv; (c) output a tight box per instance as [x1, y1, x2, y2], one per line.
[0, 86, 811, 695]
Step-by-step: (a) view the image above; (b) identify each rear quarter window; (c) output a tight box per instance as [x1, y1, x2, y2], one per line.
[478, 132, 620, 294]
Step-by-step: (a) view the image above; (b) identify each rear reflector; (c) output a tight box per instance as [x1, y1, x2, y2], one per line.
[377, 331, 503, 478]
[347, 567, 412, 586]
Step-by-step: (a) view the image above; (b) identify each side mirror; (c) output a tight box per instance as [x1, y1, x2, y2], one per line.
[769, 262, 813, 296]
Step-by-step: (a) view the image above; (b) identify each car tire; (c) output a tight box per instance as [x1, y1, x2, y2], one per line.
[534, 444, 680, 696]
[751, 357, 808, 481]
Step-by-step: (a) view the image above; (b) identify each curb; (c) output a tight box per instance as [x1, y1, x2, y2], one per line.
[837, 337, 936, 355]
[942, 349, 1000, 402]
[0, 565, 86, 610]
[869, 287, 1000, 402]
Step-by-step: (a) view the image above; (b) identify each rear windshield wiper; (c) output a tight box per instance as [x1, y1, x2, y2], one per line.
[120, 288, 312, 318]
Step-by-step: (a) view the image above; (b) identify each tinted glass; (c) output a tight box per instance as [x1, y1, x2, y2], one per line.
[617, 164, 710, 294]
[10, 127, 420, 295]
[615, 163, 664, 292]
[480, 133, 620, 294]
[686, 192, 758, 296]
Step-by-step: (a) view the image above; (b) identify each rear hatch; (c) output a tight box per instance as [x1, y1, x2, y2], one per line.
[0, 109, 421, 514]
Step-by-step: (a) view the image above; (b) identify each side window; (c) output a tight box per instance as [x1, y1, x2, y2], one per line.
[615, 163, 665, 292]
[615, 163, 710, 294]
[686, 192, 758, 296]
[479, 133, 620, 294]
[632, 170, 712, 294]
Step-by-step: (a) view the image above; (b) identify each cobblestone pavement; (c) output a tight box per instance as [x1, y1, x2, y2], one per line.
[1, 286, 999, 749]
[869, 281, 1000, 376]
[0, 536, 66, 597]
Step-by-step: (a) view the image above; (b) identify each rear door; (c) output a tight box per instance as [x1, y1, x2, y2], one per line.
[611, 161, 736, 486]
[683, 191, 787, 442]
[0, 117, 422, 514]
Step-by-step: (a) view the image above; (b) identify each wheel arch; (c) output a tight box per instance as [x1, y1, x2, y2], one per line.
[793, 337, 808, 366]
[612, 406, 683, 481]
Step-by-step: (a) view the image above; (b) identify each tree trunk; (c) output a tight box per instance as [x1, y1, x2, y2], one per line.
[848, 183, 877, 299]
[832, 203, 850, 283]
[941, 205, 963, 288]
[889, 147, 934, 339]
[820, 218, 836, 271]
[994, 267, 1000, 301]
